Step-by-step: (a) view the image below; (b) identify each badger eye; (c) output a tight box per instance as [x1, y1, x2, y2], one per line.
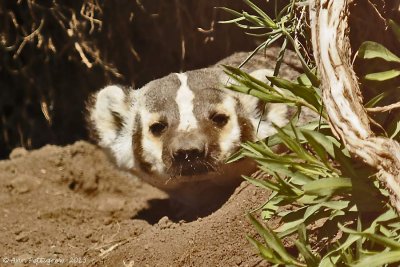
[149, 121, 168, 136]
[209, 112, 229, 127]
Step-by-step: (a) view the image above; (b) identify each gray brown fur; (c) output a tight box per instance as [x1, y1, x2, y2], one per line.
[86, 47, 303, 208]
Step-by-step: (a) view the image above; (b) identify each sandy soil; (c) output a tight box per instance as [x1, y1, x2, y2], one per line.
[0, 141, 272, 267]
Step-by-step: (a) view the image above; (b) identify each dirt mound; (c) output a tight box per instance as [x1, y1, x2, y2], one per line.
[0, 141, 270, 266]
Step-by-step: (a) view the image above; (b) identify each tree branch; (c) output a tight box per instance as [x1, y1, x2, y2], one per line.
[309, 0, 400, 212]
[366, 101, 400, 113]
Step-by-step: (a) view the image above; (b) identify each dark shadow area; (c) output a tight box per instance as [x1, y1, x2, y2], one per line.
[133, 199, 174, 225]
[132, 183, 239, 223]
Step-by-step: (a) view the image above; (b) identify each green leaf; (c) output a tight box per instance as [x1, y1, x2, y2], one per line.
[241, 11, 265, 27]
[227, 84, 285, 103]
[302, 129, 341, 158]
[275, 173, 302, 195]
[297, 72, 313, 87]
[273, 124, 321, 165]
[333, 145, 355, 177]
[304, 201, 349, 219]
[297, 223, 308, 245]
[218, 17, 247, 24]
[301, 130, 329, 164]
[258, 163, 314, 186]
[390, 120, 400, 139]
[267, 120, 329, 147]
[365, 69, 400, 81]
[340, 225, 400, 250]
[295, 240, 319, 267]
[234, 22, 265, 30]
[389, 19, 400, 44]
[223, 65, 279, 94]
[267, 76, 321, 113]
[319, 234, 360, 266]
[243, 0, 276, 27]
[352, 251, 400, 267]
[291, 162, 333, 177]
[358, 41, 400, 63]
[276, 201, 349, 238]
[355, 217, 362, 261]
[246, 235, 276, 261]
[217, 7, 243, 18]
[283, 31, 321, 87]
[226, 148, 245, 163]
[243, 175, 281, 192]
[262, 192, 281, 219]
[364, 91, 389, 108]
[272, 39, 288, 77]
[241, 141, 282, 160]
[303, 177, 352, 196]
[247, 213, 299, 264]
[295, 229, 319, 267]
[275, 218, 305, 234]
[388, 113, 400, 139]
[319, 255, 341, 267]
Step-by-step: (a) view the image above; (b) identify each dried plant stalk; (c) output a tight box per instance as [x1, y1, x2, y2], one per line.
[309, 0, 400, 211]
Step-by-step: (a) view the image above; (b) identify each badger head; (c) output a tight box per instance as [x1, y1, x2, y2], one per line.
[87, 67, 289, 190]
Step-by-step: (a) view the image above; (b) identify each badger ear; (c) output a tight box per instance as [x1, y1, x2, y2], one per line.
[220, 68, 274, 118]
[249, 68, 273, 83]
[220, 68, 290, 139]
[87, 85, 136, 169]
[88, 85, 128, 145]
[248, 69, 289, 139]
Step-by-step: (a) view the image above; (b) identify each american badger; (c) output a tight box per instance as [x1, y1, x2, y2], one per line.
[87, 48, 301, 208]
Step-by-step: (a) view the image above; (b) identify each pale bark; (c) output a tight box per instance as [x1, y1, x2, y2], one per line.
[309, 0, 400, 211]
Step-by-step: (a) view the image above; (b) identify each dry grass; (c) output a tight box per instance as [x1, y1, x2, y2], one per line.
[0, 0, 272, 158]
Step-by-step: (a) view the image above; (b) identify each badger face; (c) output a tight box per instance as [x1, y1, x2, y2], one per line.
[87, 67, 289, 190]
[139, 70, 255, 179]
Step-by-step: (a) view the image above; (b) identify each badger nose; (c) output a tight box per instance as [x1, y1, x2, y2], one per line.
[170, 133, 207, 162]
[172, 148, 205, 162]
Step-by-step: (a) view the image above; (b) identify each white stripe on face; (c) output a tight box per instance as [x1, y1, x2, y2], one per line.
[218, 96, 241, 159]
[175, 73, 198, 131]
